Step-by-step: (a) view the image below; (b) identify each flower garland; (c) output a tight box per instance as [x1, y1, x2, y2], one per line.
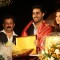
[39, 44, 60, 60]
[0, 43, 12, 60]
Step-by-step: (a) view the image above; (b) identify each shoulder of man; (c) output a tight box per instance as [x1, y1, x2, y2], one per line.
[0, 32, 8, 43]
[0, 32, 6, 36]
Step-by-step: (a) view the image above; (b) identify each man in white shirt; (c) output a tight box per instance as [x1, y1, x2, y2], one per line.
[0, 15, 17, 44]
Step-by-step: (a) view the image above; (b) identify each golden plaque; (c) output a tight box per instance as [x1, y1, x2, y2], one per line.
[12, 35, 36, 56]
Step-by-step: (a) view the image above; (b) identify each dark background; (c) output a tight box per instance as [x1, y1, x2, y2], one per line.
[0, 0, 60, 36]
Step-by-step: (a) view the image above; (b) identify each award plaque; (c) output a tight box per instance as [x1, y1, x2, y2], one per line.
[12, 35, 36, 56]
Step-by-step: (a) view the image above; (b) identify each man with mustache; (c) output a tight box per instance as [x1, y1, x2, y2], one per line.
[21, 5, 52, 53]
[0, 15, 17, 45]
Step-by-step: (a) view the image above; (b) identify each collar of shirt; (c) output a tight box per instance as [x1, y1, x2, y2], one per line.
[0, 29, 17, 43]
[0, 29, 17, 36]
[32, 22, 37, 35]
[32, 20, 45, 35]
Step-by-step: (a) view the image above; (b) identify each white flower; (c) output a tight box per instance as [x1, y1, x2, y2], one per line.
[0, 43, 12, 60]
[54, 49, 60, 54]
[41, 50, 45, 54]
[48, 56, 54, 60]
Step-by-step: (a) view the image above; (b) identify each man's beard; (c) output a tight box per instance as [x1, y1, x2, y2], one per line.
[33, 19, 41, 24]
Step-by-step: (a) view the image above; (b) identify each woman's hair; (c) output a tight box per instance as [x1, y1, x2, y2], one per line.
[53, 8, 60, 32]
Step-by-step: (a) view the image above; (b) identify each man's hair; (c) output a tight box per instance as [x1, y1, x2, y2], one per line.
[2, 15, 15, 23]
[32, 5, 45, 13]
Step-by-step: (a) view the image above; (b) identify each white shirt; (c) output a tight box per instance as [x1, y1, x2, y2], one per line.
[0, 30, 17, 44]
[32, 22, 37, 35]
[0, 30, 17, 59]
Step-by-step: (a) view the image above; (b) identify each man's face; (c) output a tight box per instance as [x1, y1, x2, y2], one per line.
[32, 8, 44, 23]
[3, 18, 15, 32]
[55, 12, 60, 24]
